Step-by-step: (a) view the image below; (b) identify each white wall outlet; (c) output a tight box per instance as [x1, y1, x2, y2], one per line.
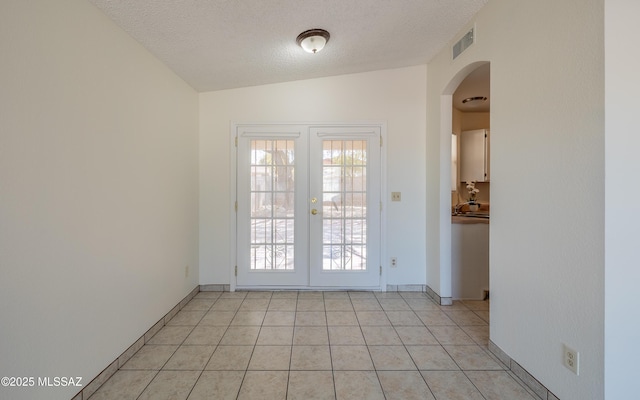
[391, 192, 401, 201]
[563, 344, 579, 375]
[185, 265, 189, 278]
[390, 257, 398, 268]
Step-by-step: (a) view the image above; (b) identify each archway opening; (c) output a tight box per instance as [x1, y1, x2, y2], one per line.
[437, 61, 490, 303]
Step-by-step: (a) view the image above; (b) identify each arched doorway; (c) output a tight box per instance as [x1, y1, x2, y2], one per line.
[437, 61, 490, 304]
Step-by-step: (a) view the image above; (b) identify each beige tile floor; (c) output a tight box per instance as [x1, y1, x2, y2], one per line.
[88, 291, 539, 400]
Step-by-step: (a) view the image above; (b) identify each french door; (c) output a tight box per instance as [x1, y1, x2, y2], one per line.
[235, 124, 381, 288]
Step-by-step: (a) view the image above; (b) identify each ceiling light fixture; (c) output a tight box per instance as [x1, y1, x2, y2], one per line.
[296, 29, 330, 54]
[462, 96, 488, 105]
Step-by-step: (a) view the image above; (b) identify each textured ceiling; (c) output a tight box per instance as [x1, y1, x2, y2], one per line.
[88, 0, 488, 92]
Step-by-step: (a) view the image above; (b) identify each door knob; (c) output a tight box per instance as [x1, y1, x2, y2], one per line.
[311, 209, 318, 215]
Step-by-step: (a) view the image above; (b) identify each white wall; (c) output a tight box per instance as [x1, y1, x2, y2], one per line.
[427, 0, 604, 399]
[199, 66, 427, 286]
[604, 0, 640, 398]
[460, 112, 490, 132]
[0, 1, 199, 399]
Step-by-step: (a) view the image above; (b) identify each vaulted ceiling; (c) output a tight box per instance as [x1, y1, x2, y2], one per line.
[89, 0, 488, 92]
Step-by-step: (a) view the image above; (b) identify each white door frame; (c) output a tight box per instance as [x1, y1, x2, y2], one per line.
[229, 121, 388, 291]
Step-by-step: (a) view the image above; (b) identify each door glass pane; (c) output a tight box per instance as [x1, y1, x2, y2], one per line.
[321, 140, 367, 270]
[250, 139, 295, 270]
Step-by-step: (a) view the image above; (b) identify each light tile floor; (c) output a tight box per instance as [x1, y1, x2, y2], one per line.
[88, 291, 539, 400]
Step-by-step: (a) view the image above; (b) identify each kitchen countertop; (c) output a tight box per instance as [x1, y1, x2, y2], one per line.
[452, 214, 490, 224]
[452, 203, 490, 224]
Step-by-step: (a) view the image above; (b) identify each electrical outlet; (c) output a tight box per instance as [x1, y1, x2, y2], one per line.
[563, 344, 579, 375]
[185, 265, 189, 278]
[390, 257, 398, 268]
[391, 192, 401, 201]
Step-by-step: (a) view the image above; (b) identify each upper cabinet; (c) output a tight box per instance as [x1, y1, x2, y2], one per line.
[460, 129, 490, 182]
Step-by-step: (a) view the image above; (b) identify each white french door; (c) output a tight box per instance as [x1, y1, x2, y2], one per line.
[308, 127, 381, 287]
[235, 124, 381, 288]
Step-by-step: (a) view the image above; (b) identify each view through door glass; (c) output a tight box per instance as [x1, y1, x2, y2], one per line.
[321, 139, 367, 271]
[236, 127, 308, 287]
[250, 139, 295, 271]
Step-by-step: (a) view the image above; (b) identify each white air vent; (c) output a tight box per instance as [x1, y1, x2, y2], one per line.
[452, 27, 474, 60]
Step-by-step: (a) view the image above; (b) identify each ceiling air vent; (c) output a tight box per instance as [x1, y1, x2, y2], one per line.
[452, 27, 474, 60]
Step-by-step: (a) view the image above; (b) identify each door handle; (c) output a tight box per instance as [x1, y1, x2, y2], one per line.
[311, 209, 318, 215]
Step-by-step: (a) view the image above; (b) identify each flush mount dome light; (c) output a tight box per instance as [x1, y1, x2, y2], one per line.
[462, 96, 488, 105]
[296, 29, 330, 53]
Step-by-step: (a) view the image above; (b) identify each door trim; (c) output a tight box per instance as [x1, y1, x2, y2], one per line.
[229, 122, 388, 292]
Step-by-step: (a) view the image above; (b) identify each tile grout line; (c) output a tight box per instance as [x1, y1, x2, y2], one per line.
[323, 292, 340, 400]
[223, 293, 251, 400]
[87, 290, 547, 400]
[136, 293, 218, 400]
[78, 285, 200, 400]
[282, 291, 295, 400]
[369, 293, 390, 399]
[138, 304, 205, 400]
[386, 296, 439, 400]
[184, 293, 239, 400]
